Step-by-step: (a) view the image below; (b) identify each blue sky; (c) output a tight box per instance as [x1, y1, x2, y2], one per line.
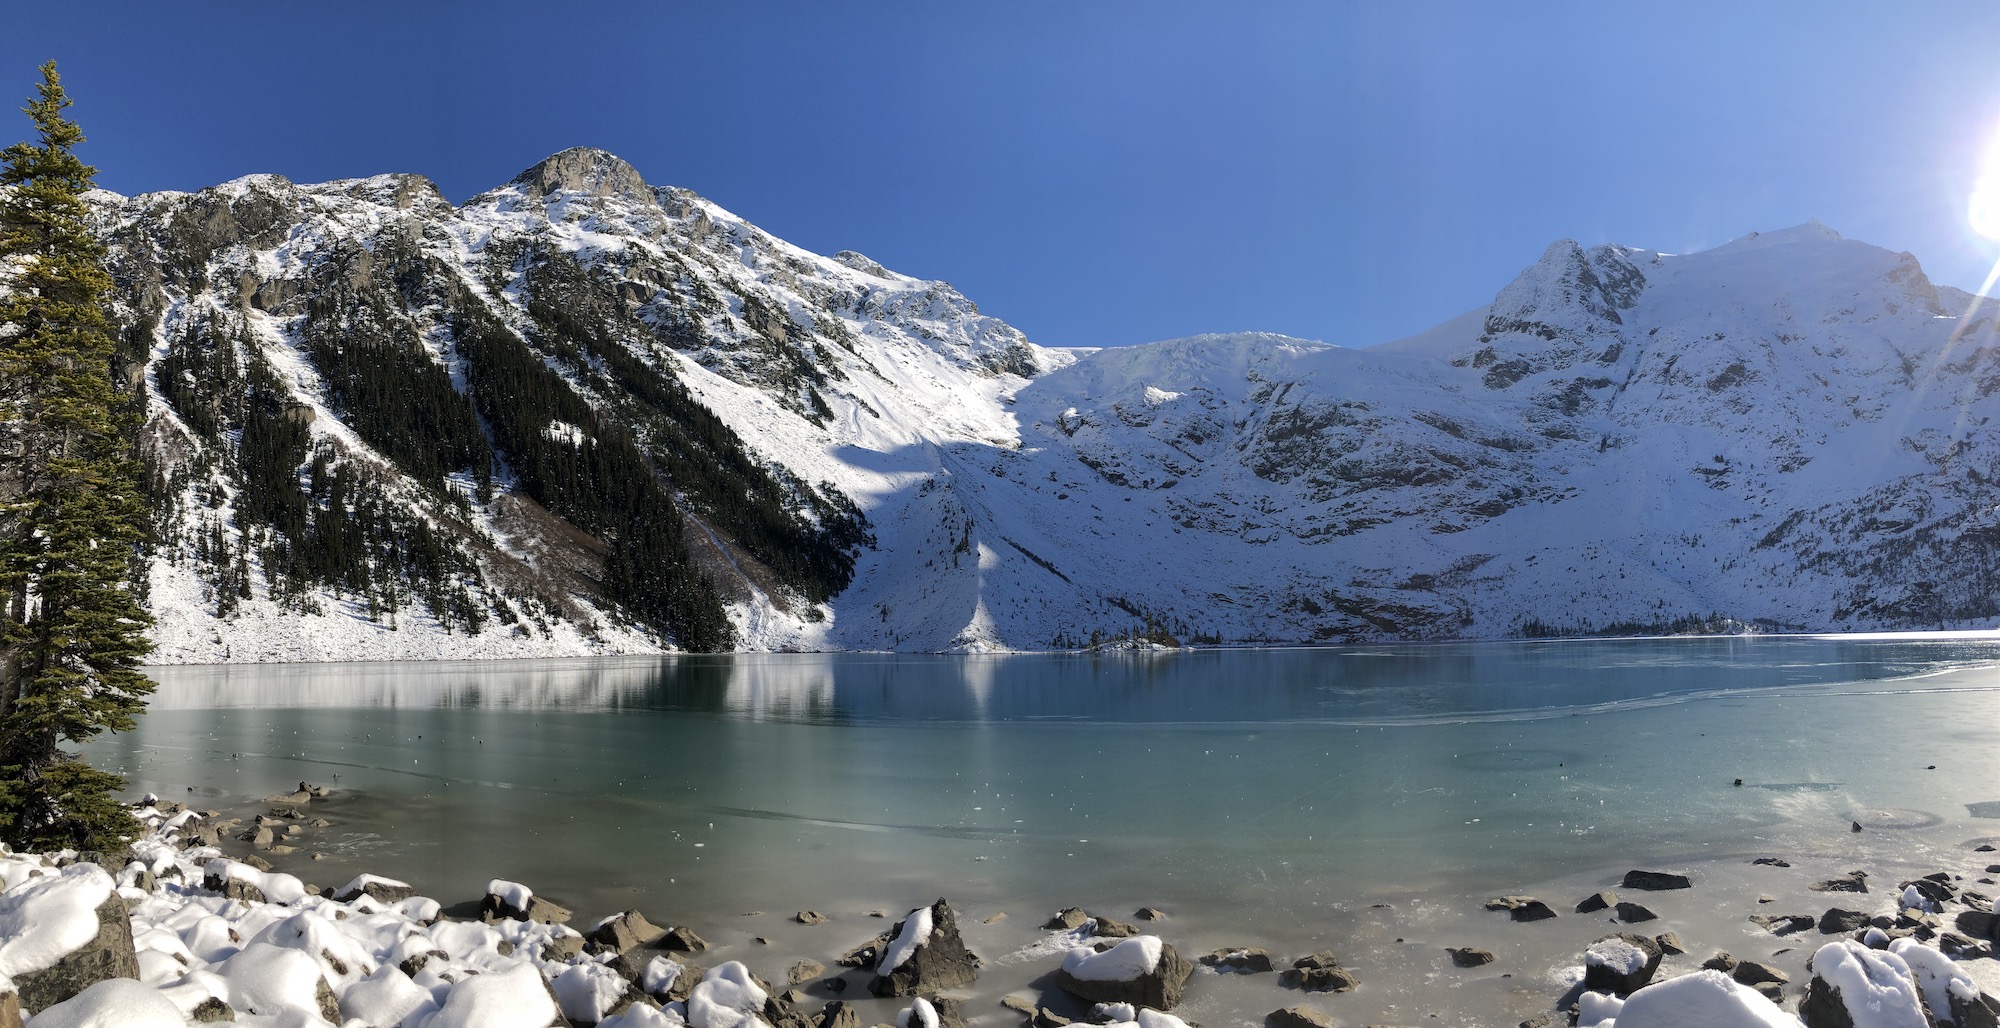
[7, 2, 2000, 349]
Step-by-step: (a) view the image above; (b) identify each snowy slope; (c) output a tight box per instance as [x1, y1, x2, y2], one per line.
[89, 151, 2000, 660]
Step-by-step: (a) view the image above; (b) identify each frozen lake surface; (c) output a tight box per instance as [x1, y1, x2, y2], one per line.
[92, 638, 2000, 1023]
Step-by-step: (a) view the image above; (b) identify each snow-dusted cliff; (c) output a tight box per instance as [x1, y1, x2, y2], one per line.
[92, 150, 2000, 660]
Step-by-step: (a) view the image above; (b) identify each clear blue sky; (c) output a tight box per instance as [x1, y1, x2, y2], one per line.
[7, 2, 2000, 349]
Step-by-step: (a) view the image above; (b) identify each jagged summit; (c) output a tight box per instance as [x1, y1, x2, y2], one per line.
[509, 146, 654, 203]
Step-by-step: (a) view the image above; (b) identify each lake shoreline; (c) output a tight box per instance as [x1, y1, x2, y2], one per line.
[156, 776, 2000, 1026]
[67, 642, 2000, 1023]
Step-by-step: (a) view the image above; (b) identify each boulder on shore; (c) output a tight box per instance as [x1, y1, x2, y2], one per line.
[1054, 935, 1194, 1009]
[1575, 891, 1617, 913]
[0, 866, 140, 1013]
[479, 879, 571, 925]
[586, 909, 668, 956]
[1581, 933, 1662, 996]
[1799, 940, 1928, 1028]
[869, 899, 979, 997]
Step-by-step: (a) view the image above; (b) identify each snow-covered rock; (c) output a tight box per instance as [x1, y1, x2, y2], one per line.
[19, 976, 186, 1028]
[1055, 935, 1194, 1009]
[1583, 933, 1663, 995]
[868, 898, 977, 997]
[420, 960, 559, 1028]
[1602, 968, 1805, 1027]
[685, 961, 770, 1028]
[1799, 941, 1929, 1028]
[0, 865, 137, 1014]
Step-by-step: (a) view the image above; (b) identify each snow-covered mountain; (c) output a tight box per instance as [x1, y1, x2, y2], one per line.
[90, 149, 2000, 661]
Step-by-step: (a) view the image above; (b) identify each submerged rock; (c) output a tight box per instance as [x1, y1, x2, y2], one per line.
[1486, 896, 1558, 922]
[1751, 913, 1817, 936]
[1615, 901, 1659, 924]
[1266, 1007, 1336, 1028]
[1810, 872, 1869, 894]
[1447, 946, 1495, 967]
[1278, 950, 1359, 993]
[1621, 870, 1692, 891]
[1575, 891, 1617, 913]
[1199, 947, 1275, 973]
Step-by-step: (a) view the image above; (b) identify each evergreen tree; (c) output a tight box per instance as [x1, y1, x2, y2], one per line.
[0, 63, 155, 851]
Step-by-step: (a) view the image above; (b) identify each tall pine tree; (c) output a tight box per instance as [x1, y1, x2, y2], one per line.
[0, 62, 155, 851]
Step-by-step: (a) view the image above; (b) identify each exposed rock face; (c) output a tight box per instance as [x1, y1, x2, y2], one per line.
[513, 147, 656, 205]
[13, 893, 140, 1012]
[1819, 909, 1872, 934]
[1581, 933, 1662, 996]
[1054, 938, 1194, 1009]
[869, 899, 978, 998]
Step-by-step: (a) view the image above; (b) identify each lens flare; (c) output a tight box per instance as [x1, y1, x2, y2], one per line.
[1972, 137, 2000, 240]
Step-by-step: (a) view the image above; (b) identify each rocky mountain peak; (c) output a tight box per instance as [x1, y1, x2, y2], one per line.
[510, 147, 654, 204]
[1479, 239, 1647, 351]
[835, 250, 892, 278]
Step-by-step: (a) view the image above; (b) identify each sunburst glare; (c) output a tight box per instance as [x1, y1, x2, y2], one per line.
[1970, 134, 2000, 241]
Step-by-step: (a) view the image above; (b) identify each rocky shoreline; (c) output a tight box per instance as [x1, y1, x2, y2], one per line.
[5, 787, 2000, 1027]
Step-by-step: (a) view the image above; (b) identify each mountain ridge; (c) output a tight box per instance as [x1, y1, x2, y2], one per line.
[71, 148, 2000, 660]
